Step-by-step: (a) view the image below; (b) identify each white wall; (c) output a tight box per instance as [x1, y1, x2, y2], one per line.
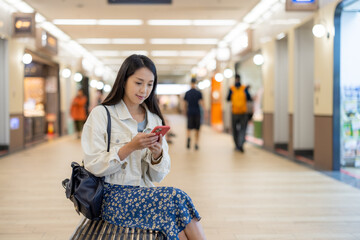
[274, 38, 289, 143]
[294, 24, 314, 149]
[0, 39, 9, 145]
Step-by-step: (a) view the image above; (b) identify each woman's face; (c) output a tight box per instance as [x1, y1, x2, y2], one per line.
[123, 67, 154, 106]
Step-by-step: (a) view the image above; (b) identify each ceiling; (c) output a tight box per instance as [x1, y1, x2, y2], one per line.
[21, 0, 260, 82]
[17, 0, 323, 84]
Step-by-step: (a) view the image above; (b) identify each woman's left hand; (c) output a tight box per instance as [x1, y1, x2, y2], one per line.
[149, 134, 163, 159]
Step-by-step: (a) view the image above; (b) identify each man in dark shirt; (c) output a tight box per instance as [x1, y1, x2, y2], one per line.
[184, 78, 205, 150]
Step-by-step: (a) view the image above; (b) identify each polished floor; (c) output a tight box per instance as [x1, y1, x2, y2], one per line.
[1, 115, 360, 240]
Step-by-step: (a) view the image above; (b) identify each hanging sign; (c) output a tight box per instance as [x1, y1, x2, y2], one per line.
[12, 13, 36, 38]
[36, 29, 58, 55]
[286, 0, 318, 11]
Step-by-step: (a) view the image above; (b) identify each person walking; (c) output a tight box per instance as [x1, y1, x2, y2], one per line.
[227, 74, 252, 152]
[70, 89, 87, 138]
[184, 78, 205, 150]
[81, 55, 206, 240]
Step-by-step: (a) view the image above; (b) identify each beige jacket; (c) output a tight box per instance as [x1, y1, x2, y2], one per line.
[81, 100, 170, 187]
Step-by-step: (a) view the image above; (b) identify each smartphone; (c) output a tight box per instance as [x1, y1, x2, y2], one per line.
[151, 126, 170, 139]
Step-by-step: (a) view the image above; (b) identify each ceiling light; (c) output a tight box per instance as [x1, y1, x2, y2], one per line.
[112, 38, 145, 44]
[312, 24, 326, 38]
[147, 20, 192, 26]
[97, 19, 143, 25]
[61, 68, 72, 78]
[253, 54, 264, 66]
[53, 19, 97, 25]
[96, 81, 104, 90]
[243, 0, 279, 24]
[185, 38, 218, 45]
[216, 47, 230, 61]
[22, 53, 32, 64]
[198, 79, 211, 90]
[231, 32, 249, 55]
[180, 51, 207, 57]
[150, 39, 184, 44]
[40, 22, 71, 41]
[104, 84, 112, 93]
[12, 1, 34, 13]
[35, 13, 46, 23]
[94, 67, 104, 77]
[270, 19, 301, 25]
[90, 79, 98, 88]
[151, 51, 178, 57]
[193, 20, 236, 26]
[224, 68, 233, 78]
[206, 59, 217, 71]
[147, 19, 236, 26]
[77, 38, 145, 44]
[78, 38, 111, 44]
[74, 73, 83, 82]
[197, 67, 207, 77]
[120, 51, 148, 56]
[215, 73, 224, 82]
[92, 50, 120, 57]
[276, 32, 286, 40]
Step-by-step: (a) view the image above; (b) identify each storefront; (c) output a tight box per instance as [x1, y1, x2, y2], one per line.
[334, 0, 360, 173]
[23, 50, 61, 145]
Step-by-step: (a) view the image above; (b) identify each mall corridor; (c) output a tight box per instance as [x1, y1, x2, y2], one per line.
[0, 115, 359, 240]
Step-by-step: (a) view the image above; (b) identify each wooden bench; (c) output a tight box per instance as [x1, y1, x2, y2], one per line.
[71, 218, 166, 240]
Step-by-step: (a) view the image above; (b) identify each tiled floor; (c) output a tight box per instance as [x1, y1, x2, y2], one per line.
[1, 114, 360, 240]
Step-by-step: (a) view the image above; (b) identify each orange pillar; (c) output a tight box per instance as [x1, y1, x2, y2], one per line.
[210, 75, 223, 131]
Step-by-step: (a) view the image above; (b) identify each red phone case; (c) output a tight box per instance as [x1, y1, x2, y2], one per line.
[151, 126, 170, 136]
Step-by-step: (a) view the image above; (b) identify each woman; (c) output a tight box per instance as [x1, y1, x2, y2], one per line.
[81, 55, 206, 240]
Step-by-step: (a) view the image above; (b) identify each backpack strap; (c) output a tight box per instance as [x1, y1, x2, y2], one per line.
[102, 105, 111, 153]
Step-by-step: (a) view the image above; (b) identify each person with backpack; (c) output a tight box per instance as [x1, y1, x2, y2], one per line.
[227, 74, 252, 152]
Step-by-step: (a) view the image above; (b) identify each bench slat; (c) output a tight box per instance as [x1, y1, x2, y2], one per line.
[71, 218, 166, 240]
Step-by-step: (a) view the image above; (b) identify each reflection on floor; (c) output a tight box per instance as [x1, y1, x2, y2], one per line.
[0, 114, 360, 240]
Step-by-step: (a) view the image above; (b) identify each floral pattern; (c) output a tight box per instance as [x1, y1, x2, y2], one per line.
[102, 183, 201, 240]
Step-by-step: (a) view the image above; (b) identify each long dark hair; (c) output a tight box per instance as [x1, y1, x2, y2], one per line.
[102, 54, 165, 125]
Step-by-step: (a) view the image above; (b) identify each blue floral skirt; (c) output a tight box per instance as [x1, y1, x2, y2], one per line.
[101, 183, 201, 240]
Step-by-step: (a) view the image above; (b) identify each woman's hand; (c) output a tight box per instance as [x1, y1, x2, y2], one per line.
[130, 132, 159, 151]
[149, 134, 163, 159]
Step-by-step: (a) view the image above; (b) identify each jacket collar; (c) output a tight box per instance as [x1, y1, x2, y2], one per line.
[115, 100, 158, 128]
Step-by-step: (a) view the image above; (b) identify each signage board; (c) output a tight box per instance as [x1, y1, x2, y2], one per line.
[10, 118, 20, 130]
[12, 13, 36, 38]
[286, 0, 318, 11]
[108, 0, 171, 3]
[36, 29, 58, 55]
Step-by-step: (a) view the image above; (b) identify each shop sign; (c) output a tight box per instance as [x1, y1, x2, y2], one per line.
[108, 0, 171, 4]
[25, 62, 44, 77]
[286, 0, 318, 11]
[12, 13, 36, 38]
[36, 29, 58, 55]
[10, 118, 20, 130]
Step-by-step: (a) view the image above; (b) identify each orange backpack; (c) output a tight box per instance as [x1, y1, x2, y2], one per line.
[230, 85, 247, 114]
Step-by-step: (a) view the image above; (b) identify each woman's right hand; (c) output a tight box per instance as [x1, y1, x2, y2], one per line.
[130, 132, 159, 151]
